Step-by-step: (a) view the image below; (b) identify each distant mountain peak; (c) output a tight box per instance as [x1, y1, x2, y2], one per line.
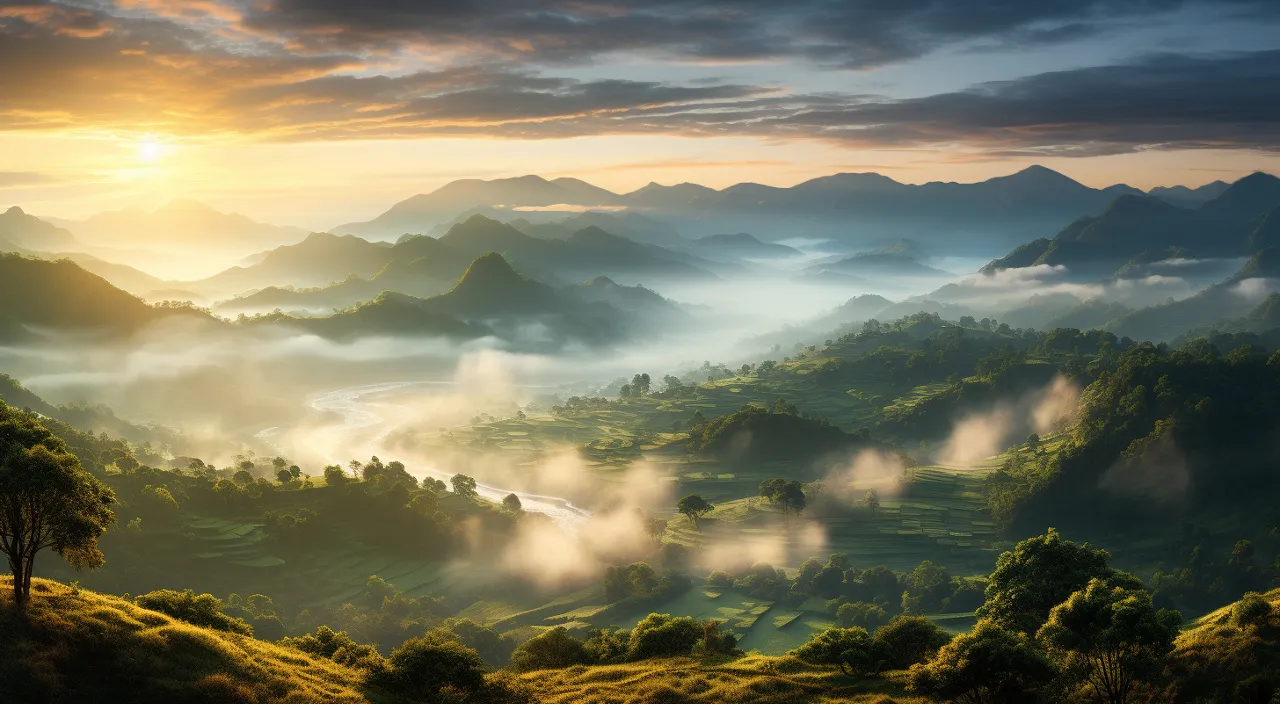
[452, 251, 524, 289]
[581, 275, 620, 288]
[1103, 194, 1182, 217]
[5, 206, 25, 216]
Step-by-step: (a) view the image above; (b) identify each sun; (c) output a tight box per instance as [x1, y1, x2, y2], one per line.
[135, 136, 165, 163]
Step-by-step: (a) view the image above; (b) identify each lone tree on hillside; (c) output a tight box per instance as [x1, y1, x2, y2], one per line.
[0, 403, 115, 606]
[862, 489, 880, 518]
[451, 474, 478, 499]
[502, 493, 522, 512]
[677, 494, 713, 529]
[759, 478, 807, 515]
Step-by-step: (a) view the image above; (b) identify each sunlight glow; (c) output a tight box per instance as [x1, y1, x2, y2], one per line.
[135, 136, 165, 163]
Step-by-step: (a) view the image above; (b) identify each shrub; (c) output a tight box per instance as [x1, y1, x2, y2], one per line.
[790, 627, 882, 675]
[281, 625, 384, 670]
[585, 628, 630, 664]
[1232, 592, 1274, 629]
[627, 613, 703, 660]
[705, 570, 733, 588]
[134, 589, 252, 636]
[371, 634, 485, 700]
[873, 615, 951, 669]
[836, 602, 890, 631]
[510, 627, 591, 671]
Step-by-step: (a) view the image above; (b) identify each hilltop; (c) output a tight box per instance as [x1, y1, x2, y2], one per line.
[0, 254, 213, 337]
[0, 577, 382, 704]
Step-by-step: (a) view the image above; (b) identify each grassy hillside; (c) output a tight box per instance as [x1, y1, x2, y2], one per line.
[517, 655, 925, 704]
[0, 577, 386, 704]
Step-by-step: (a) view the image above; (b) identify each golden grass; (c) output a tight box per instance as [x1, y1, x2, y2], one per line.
[0, 576, 393, 704]
[517, 655, 929, 704]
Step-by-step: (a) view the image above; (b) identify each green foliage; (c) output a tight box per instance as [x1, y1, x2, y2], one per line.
[134, 588, 253, 636]
[676, 494, 712, 528]
[836, 602, 889, 631]
[510, 626, 591, 671]
[371, 633, 486, 700]
[900, 560, 953, 615]
[790, 626, 882, 675]
[502, 493, 522, 512]
[758, 478, 807, 515]
[626, 613, 705, 661]
[451, 473, 479, 498]
[979, 528, 1134, 635]
[431, 618, 517, 667]
[873, 615, 952, 670]
[281, 625, 384, 670]
[1038, 579, 1182, 704]
[0, 402, 116, 605]
[909, 620, 1056, 703]
[687, 404, 851, 461]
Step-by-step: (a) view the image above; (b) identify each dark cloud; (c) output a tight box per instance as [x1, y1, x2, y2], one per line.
[0, 0, 1278, 158]
[233, 0, 1280, 67]
[760, 49, 1280, 155]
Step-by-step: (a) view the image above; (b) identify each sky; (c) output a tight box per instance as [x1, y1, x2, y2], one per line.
[2, 0, 1280, 229]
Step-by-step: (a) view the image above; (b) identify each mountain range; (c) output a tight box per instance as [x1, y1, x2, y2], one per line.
[0, 246, 682, 352]
[206, 215, 719, 306]
[48, 200, 309, 253]
[983, 172, 1280, 280]
[334, 166, 1248, 248]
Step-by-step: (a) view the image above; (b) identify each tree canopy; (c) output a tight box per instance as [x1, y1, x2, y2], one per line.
[0, 402, 115, 605]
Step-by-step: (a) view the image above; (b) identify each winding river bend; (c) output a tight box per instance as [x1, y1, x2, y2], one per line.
[293, 382, 591, 531]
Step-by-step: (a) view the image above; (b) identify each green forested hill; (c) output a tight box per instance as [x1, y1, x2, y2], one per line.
[0, 254, 213, 336]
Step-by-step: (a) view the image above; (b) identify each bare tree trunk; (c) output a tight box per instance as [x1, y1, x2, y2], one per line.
[9, 554, 28, 606]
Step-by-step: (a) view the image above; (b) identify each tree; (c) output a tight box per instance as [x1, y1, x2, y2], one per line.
[874, 615, 953, 669]
[322, 464, 347, 487]
[758, 478, 807, 515]
[836, 602, 889, 631]
[373, 634, 485, 700]
[451, 473, 478, 499]
[627, 613, 702, 660]
[510, 626, 590, 671]
[908, 620, 1055, 704]
[632, 373, 651, 395]
[502, 493, 522, 512]
[643, 515, 668, 544]
[980, 528, 1137, 635]
[1038, 579, 1181, 704]
[276, 468, 292, 484]
[676, 494, 713, 529]
[863, 489, 880, 518]
[135, 588, 252, 635]
[791, 626, 883, 675]
[0, 404, 115, 606]
[901, 560, 954, 615]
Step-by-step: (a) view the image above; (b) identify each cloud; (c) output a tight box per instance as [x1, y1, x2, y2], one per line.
[235, 0, 1280, 68]
[0, 1, 1278, 157]
[822, 449, 907, 501]
[937, 374, 1080, 467]
[0, 171, 60, 187]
